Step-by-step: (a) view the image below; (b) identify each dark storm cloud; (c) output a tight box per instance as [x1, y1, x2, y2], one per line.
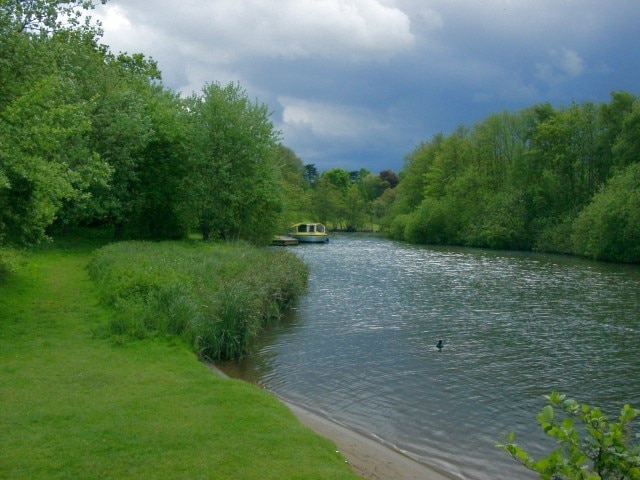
[96, 0, 640, 173]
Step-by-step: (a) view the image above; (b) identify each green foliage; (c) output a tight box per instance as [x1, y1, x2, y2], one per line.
[393, 134, 445, 215]
[0, 0, 391, 244]
[498, 393, 640, 480]
[0, 4, 290, 246]
[273, 145, 312, 229]
[302, 167, 398, 231]
[0, 247, 21, 279]
[0, 71, 110, 244]
[322, 168, 351, 191]
[186, 82, 283, 244]
[464, 189, 530, 250]
[0, 0, 105, 36]
[572, 163, 640, 262]
[88, 241, 308, 360]
[611, 98, 640, 169]
[391, 93, 640, 262]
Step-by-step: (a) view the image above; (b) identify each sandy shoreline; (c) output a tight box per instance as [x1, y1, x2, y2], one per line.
[285, 400, 455, 480]
[208, 362, 455, 480]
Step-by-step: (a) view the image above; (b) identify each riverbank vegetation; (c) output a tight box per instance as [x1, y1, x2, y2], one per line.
[1, 0, 286, 247]
[385, 94, 640, 263]
[499, 392, 640, 479]
[0, 245, 358, 479]
[88, 240, 308, 360]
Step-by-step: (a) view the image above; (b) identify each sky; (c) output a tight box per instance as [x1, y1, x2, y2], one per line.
[94, 1, 640, 174]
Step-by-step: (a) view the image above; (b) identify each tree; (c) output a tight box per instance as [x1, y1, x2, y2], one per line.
[303, 163, 318, 186]
[612, 100, 640, 170]
[389, 134, 444, 225]
[0, 72, 109, 244]
[186, 82, 283, 244]
[0, 0, 105, 36]
[498, 392, 640, 480]
[274, 145, 312, 229]
[52, 50, 163, 238]
[322, 168, 351, 191]
[0, 0, 110, 245]
[344, 183, 366, 231]
[472, 110, 527, 190]
[311, 175, 341, 226]
[379, 169, 399, 189]
[360, 173, 385, 201]
[128, 87, 191, 239]
[372, 187, 396, 231]
[388, 93, 639, 259]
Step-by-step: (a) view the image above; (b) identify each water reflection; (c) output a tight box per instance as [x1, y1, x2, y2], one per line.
[221, 234, 640, 480]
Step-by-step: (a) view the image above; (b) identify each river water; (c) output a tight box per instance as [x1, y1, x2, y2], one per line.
[221, 234, 640, 480]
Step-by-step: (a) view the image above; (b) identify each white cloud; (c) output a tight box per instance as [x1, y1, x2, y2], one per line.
[99, 1, 414, 61]
[279, 96, 388, 139]
[552, 48, 585, 77]
[99, 4, 131, 31]
[536, 47, 585, 86]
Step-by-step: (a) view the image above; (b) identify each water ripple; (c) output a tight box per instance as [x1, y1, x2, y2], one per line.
[233, 235, 640, 480]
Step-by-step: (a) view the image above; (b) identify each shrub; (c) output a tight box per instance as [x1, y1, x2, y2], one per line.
[572, 163, 640, 263]
[387, 213, 409, 240]
[498, 392, 640, 480]
[404, 198, 461, 245]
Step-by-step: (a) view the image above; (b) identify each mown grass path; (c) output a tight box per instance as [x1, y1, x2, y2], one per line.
[0, 247, 358, 479]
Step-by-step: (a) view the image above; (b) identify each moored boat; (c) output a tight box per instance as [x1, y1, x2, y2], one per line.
[290, 223, 329, 243]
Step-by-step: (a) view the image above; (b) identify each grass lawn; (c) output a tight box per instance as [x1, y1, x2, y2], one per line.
[0, 245, 359, 479]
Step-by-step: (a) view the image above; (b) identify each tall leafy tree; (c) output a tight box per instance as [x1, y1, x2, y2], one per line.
[129, 87, 190, 239]
[612, 100, 640, 170]
[0, 0, 110, 244]
[0, 74, 107, 244]
[79, 53, 162, 237]
[274, 145, 311, 229]
[186, 82, 283, 243]
[344, 183, 366, 231]
[303, 163, 318, 186]
[393, 134, 444, 214]
[311, 175, 340, 226]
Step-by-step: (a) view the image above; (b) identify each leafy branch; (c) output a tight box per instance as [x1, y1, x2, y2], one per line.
[498, 392, 640, 480]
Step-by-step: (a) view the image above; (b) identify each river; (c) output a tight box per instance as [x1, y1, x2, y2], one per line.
[220, 233, 640, 479]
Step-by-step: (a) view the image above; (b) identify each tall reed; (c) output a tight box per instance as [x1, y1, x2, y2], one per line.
[88, 241, 308, 359]
[0, 247, 21, 280]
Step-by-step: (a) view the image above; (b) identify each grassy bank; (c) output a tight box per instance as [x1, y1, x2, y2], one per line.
[0, 243, 359, 479]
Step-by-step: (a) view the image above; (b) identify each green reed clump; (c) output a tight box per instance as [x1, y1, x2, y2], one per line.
[0, 247, 21, 280]
[88, 241, 308, 359]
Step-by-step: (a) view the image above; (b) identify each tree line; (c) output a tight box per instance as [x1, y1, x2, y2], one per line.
[276, 154, 399, 232]
[385, 93, 640, 263]
[0, 0, 293, 246]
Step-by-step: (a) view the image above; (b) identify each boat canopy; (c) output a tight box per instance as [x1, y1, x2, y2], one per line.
[293, 223, 326, 234]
